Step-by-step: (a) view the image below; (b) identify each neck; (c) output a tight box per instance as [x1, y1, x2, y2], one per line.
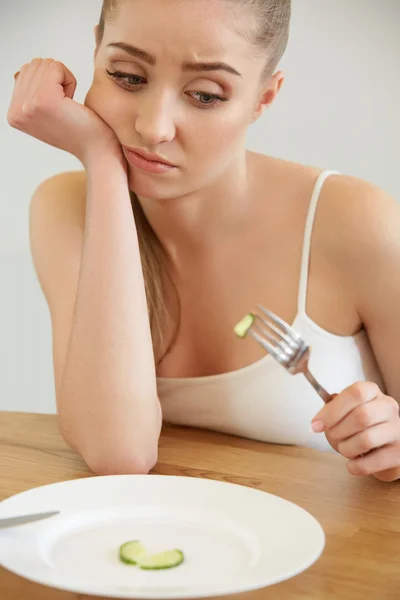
[136, 152, 251, 263]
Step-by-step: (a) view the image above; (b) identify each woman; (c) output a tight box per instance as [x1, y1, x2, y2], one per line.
[7, 0, 400, 481]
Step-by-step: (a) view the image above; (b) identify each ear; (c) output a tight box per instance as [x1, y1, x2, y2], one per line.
[251, 70, 285, 123]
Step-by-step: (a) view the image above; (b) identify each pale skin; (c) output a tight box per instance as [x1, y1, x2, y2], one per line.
[7, 0, 400, 480]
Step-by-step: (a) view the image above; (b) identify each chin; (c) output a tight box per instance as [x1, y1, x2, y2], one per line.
[128, 172, 172, 201]
[127, 166, 192, 201]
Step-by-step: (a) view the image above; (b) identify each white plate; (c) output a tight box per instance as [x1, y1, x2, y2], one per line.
[0, 475, 324, 598]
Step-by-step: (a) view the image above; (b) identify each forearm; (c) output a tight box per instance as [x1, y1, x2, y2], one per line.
[59, 151, 161, 473]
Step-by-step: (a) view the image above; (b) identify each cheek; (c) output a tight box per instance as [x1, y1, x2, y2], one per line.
[188, 107, 249, 157]
[84, 82, 131, 131]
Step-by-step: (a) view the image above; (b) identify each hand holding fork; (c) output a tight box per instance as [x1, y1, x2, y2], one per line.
[235, 306, 400, 482]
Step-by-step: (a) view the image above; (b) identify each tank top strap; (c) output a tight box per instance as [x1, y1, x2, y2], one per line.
[297, 170, 339, 314]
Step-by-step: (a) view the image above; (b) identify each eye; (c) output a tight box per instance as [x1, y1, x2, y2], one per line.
[188, 91, 228, 108]
[106, 70, 146, 89]
[106, 70, 228, 108]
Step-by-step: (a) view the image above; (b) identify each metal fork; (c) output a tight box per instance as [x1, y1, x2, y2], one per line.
[247, 305, 334, 404]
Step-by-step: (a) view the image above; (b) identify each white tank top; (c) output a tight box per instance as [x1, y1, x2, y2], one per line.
[156, 171, 384, 452]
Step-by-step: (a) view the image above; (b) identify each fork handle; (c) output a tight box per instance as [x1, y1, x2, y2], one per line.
[304, 370, 335, 404]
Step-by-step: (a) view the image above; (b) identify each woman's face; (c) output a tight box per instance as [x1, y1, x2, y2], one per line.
[85, 0, 280, 199]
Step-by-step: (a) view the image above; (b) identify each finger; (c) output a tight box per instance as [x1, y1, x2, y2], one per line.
[312, 381, 380, 430]
[12, 63, 29, 92]
[26, 59, 54, 99]
[347, 441, 400, 476]
[337, 421, 400, 459]
[61, 63, 77, 99]
[373, 465, 400, 482]
[47, 60, 77, 99]
[10, 63, 30, 103]
[327, 396, 397, 445]
[20, 59, 44, 96]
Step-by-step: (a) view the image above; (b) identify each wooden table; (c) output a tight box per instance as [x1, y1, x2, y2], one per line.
[0, 412, 399, 600]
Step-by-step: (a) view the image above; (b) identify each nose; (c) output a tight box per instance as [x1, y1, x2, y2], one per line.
[134, 93, 176, 146]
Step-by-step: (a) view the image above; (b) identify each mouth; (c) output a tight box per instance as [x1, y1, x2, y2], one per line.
[122, 146, 177, 168]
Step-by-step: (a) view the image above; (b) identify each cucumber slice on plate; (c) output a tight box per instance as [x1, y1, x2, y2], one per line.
[138, 549, 184, 570]
[119, 540, 148, 565]
[234, 313, 255, 338]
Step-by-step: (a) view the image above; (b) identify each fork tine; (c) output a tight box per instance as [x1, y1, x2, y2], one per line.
[253, 322, 297, 358]
[239, 307, 331, 403]
[256, 305, 302, 340]
[254, 314, 299, 350]
[249, 329, 288, 363]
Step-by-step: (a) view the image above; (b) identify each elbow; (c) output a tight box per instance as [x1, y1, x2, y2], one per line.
[84, 446, 158, 476]
[90, 459, 156, 476]
[57, 397, 162, 476]
[59, 423, 159, 475]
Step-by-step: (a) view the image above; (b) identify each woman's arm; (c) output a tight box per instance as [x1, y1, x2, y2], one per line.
[311, 175, 400, 481]
[30, 154, 161, 475]
[324, 176, 400, 401]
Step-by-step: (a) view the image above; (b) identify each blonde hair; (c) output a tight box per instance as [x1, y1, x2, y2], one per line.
[97, 0, 291, 360]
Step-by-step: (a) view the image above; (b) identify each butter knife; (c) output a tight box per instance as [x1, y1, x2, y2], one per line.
[0, 511, 59, 529]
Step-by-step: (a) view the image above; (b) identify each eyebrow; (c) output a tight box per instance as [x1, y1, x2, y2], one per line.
[107, 42, 243, 77]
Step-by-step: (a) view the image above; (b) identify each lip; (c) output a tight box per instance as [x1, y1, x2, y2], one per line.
[123, 146, 177, 168]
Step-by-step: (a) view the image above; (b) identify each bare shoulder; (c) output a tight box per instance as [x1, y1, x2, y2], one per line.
[29, 170, 87, 309]
[248, 152, 323, 214]
[30, 169, 87, 225]
[313, 173, 400, 323]
[249, 151, 321, 186]
[249, 153, 398, 238]
[316, 173, 400, 263]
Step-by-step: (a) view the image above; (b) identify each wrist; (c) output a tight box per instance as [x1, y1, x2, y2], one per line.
[80, 139, 126, 173]
[82, 145, 132, 213]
